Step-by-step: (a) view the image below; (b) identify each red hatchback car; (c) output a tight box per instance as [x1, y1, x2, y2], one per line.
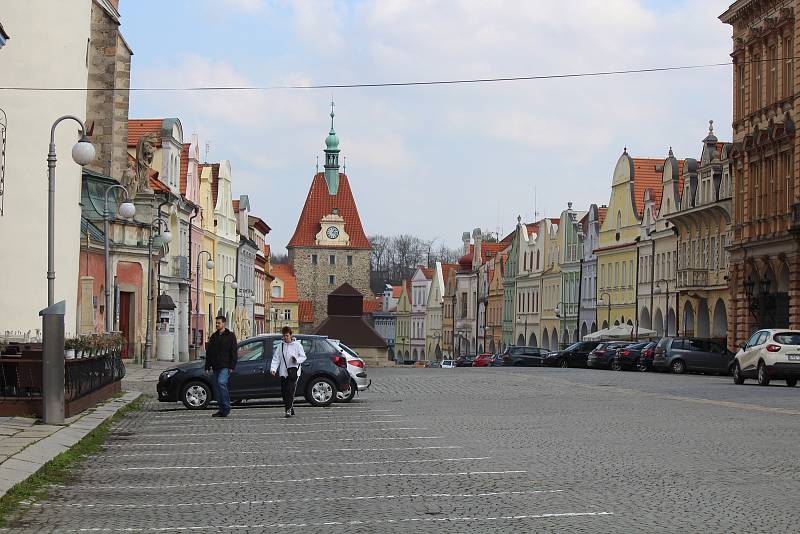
[472, 353, 494, 367]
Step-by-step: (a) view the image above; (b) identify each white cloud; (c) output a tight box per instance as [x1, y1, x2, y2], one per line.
[221, 0, 266, 13]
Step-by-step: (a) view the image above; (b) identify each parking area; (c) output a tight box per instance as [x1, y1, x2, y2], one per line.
[5, 366, 800, 533]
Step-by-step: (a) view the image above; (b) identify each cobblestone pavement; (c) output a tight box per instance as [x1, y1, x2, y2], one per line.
[5, 366, 800, 533]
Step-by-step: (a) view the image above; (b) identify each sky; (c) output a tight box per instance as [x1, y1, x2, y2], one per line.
[123, 0, 734, 251]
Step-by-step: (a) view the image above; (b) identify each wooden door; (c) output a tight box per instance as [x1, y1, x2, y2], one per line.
[119, 292, 133, 358]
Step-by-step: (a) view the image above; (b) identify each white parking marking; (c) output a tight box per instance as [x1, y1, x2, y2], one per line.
[142, 419, 409, 428]
[136, 427, 425, 437]
[56, 470, 528, 491]
[37, 489, 563, 509]
[104, 457, 491, 471]
[103, 445, 462, 457]
[151, 408, 395, 418]
[60, 511, 613, 531]
[103, 436, 444, 447]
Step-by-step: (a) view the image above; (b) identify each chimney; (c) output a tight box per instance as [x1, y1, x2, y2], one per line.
[462, 232, 471, 255]
[472, 228, 482, 270]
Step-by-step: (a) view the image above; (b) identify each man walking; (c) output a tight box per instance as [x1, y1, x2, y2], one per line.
[205, 315, 237, 417]
[270, 326, 306, 418]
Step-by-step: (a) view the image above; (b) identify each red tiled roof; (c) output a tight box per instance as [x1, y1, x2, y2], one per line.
[631, 158, 684, 216]
[299, 300, 314, 323]
[127, 119, 163, 147]
[149, 176, 170, 193]
[550, 218, 560, 225]
[598, 207, 608, 225]
[363, 298, 381, 314]
[179, 143, 189, 196]
[287, 173, 370, 250]
[233, 200, 240, 212]
[441, 263, 458, 281]
[270, 264, 298, 302]
[249, 215, 271, 235]
[391, 285, 403, 298]
[526, 223, 539, 236]
[421, 267, 434, 280]
[404, 280, 412, 305]
[264, 244, 271, 257]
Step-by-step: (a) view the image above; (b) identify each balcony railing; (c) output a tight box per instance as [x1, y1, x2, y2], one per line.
[677, 268, 708, 288]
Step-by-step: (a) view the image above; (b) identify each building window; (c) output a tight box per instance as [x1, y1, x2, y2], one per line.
[751, 52, 762, 111]
[347, 255, 353, 266]
[737, 63, 746, 118]
[311, 254, 318, 265]
[768, 45, 778, 104]
[329, 254, 336, 265]
[329, 275, 335, 285]
[271, 286, 281, 298]
[783, 35, 794, 99]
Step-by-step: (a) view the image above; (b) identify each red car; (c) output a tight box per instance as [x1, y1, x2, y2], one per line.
[472, 353, 494, 367]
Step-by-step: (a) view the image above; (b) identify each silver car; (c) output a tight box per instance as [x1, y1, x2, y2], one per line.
[329, 339, 371, 402]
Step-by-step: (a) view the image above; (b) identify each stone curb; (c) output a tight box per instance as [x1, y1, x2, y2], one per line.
[0, 391, 142, 498]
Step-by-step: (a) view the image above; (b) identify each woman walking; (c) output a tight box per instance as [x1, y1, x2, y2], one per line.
[270, 326, 307, 417]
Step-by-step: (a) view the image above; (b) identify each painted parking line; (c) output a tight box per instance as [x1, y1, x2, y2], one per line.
[151, 408, 396, 418]
[103, 456, 491, 471]
[103, 445, 463, 457]
[36, 489, 563, 509]
[56, 470, 528, 491]
[103, 436, 445, 447]
[142, 419, 410, 428]
[59, 511, 613, 531]
[135, 427, 426, 437]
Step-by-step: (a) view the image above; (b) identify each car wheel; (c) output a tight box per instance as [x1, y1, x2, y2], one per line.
[672, 359, 686, 374]
[635, 359, 646, 372]
[611, 360, 622, 371]
[181, 380, 211, 410]
[306, 376, 336, 407]
[732, 362, 745, 385]
[336, 379, 358, 403]
[560, 359, 569, 369]
[786, 377, 798, 387]
[757, 361, 771, 386]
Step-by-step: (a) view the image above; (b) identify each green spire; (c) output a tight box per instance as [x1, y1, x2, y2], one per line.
[324, 100, 340, 195]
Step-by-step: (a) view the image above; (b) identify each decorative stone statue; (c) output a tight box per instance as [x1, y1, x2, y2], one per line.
[122, 133, 157, 197]
[232, 307, 251, 341]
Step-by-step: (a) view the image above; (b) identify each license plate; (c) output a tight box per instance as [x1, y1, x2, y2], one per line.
[788, 354, 800, 361]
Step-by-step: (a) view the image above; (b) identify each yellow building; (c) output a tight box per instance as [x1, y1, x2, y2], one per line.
[198, 164, 218, 337]
[596, 151, 662, 330]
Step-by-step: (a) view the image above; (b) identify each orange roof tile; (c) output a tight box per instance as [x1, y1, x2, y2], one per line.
[598, 207, 608, 225]
[179, 143, 189, 196]
[299, 300, 314, 323]
[421, 267, 435, 280]
[287, 173, 370, 250]
[391, 285, 403, 298]
[632, 158, 683, 216]
[149, 176, 170, 193]
[127, 119, 163, 147]
[270, 263, 298, 302]
[362, 298, 382, 314]
[441, 263, 458, 280]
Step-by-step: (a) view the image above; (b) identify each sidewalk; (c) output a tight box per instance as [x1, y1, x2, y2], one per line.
[0, 391, 141, 499]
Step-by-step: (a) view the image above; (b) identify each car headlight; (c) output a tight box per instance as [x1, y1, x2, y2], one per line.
[160, 369, 179, 381]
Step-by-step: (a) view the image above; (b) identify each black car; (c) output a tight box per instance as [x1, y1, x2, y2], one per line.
[587, 341, 631, 369]
[612, 341, 656, 371]
[544, 341, 601, 368]
[502, 346, 548, 366]
[637, 342, 658, 371]
[652, 337, 734, 374]
[455, 355, 476, 367]
[157, 334, 351, 409]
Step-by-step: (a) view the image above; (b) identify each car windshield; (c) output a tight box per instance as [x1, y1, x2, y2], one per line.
[564, 342, 582, 352]
[774, 333, 800, 345]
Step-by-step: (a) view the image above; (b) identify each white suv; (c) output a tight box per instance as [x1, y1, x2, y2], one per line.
[733, 329, 800, 387]
[328, 339, 371, 401]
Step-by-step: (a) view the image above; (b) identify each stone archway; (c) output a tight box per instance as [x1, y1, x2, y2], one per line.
[581, 322, 588, 340]
[573, 328, 579, 342]
[528, 332, 537, 347]
[640, 307, 652, 330]
[412, 348, 418, 360]
[667, 308, 676, 336]
[602, 320, 609, 329]
[614, 320, 620, 326]
[654, 308, 664, 337]
[626, 319, 633, 326]
[421, 349, 426, 359]
[551, 328, 558, 350]
[478, 344, 483, 354]
[562, 330, 570, 347]
[542, 329, 550, 351]
[517, 334, 525, 346]
[712, 299, 727, 340]
[591, 322, 597, 333]
[683, 301, 695, 337]
[778, 262, 790, 292]
[697, 299, 710, 338]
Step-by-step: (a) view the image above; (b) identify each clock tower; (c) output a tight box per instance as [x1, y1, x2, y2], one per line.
[286, 103, 373, 329]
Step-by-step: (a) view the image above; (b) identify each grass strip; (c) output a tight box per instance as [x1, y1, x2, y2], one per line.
[0, 394, 146, 527]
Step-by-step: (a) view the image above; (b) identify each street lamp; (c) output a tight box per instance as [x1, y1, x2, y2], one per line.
[102, 184, 135, 332]
[517, 313, 528, 346]
[598, 291, 612, 329]
[653, 279, 671, 335]
[143, 216, 172, 369]
[46, 116, 95, 306]
[223, 274, 238, 319]
[270, 306, 277, 333]
[192, 250, 214, 359]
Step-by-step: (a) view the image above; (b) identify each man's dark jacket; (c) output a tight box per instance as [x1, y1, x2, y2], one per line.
[205, 329, 238, 371]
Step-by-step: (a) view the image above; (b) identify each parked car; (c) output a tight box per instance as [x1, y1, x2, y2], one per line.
[441, 360, 456, 368]
[732, 329, 800, 386]
[488, 354, 505, 367]
[455, 355, 476, 367]
[328, 339, 371, 402]
[587, 341, 631, 369]
[472, 353, 494, 367]
[157, 334, 351, 410]
[638, 342, 658, 371]
[501, 346, 548, 366]
[612, 341, 656, 371]
[544, 341, 601, 368]
[652, 336, 734, 374]
[427, 360, 442, 368]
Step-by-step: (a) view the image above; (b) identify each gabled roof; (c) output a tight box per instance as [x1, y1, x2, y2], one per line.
[331, 282, 362, 297]
[299, 300, 314, 323]
[179, 143, 190, 196]
[198, 163, 221, 205]
[420, 267, 435, 280]
[127, 119, 163, 147]
[632, 158, 662, 216]
[287, 173, 370, 250]
[313, 316, 387, 348]
[363, 298, 382, 314]
[248, 215, 271, 235]
[441, 263, 458, 281]
[270, 263, 298, 302]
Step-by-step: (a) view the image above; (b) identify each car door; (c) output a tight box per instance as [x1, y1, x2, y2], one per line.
[741, 331, 768, 374]
[683, 339, 708, 370]
[228, 339, 268, 398]
[670, 338, 691, 366]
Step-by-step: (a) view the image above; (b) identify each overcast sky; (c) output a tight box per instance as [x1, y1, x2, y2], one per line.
[125, 0, 734, 250]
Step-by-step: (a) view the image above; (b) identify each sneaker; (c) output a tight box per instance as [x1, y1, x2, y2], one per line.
[285, 410, 292, 418]
[290, 408, 295, 416]
[212, 411, 229, 418]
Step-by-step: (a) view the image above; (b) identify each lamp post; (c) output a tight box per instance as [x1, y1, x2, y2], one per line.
[102, 185, 136, 332]
[222, 274, 238, 320]
[46, 116, 95, 306]
[653, 279, 672, 335]
[193, 250, 214, 359]
[143, 216, 172, 369]
[517, 313, 528, 346]
[598, 291, 612, 329]
[270, 306, 277, 333]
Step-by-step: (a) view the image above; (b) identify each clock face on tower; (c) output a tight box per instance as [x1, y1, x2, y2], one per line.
[326, 226, 340, 239]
